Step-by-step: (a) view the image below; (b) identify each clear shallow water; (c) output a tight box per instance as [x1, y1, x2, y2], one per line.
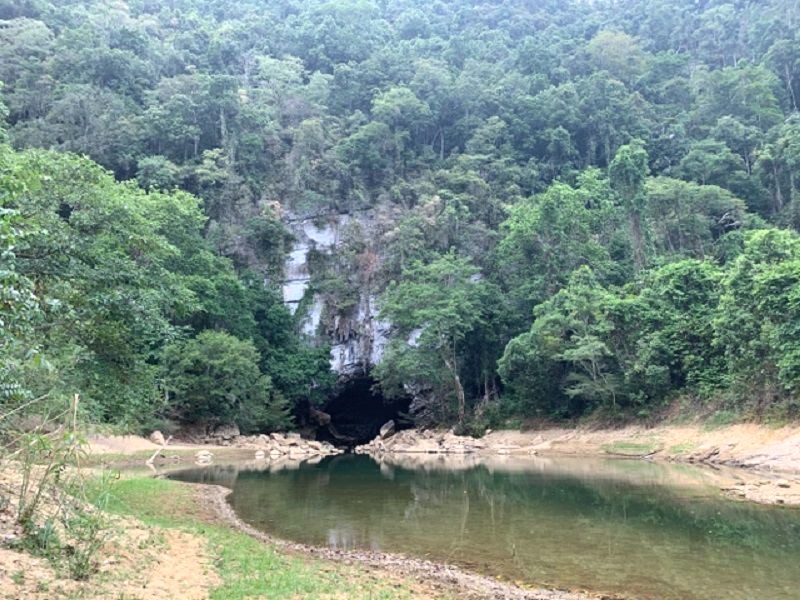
[170, 454, 800, 599]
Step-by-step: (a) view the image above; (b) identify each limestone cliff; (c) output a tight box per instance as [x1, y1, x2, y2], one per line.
[281, 211, 390, 379]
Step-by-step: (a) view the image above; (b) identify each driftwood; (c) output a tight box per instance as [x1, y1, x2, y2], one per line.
[145, 435, 173, 466]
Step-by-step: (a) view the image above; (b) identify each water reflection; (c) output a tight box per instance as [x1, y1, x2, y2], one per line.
[170, 454, 800, 600]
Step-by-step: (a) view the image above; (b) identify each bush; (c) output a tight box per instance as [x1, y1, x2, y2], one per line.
[164, 330, 291, 433]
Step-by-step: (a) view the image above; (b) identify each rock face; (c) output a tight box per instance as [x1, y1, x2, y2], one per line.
[208, 423, 240, 445]
[281, 212, 389, 377]
[280, 211, 415, 440]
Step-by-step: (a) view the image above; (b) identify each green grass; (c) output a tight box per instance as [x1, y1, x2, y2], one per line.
[667, 441, 698, 455]
[601, 440, 660, 456]
[702, 409, 741, 430]
[105, 477, 422, 599]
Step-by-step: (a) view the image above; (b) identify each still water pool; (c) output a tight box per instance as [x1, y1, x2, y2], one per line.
[170, 454, 800, 599]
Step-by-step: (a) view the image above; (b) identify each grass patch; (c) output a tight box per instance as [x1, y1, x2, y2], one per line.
[601, 440, 660, 456]
[702, 409, 741, 430]
[105, 477, 423, 599]
[667, 442, 698, 455]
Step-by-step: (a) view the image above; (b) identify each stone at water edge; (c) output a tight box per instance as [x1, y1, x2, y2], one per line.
[149, 430, 166, 445]
[380, 420, 396, 439]
[255, 450, 266, 460]
[195, 449, 214, 464]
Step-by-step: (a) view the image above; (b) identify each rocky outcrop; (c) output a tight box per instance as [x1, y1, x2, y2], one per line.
[206, 423, 240, 445]
[193, 432, 343, 465]
[355, 429, 539, 456]
[281, 212, 389, 377]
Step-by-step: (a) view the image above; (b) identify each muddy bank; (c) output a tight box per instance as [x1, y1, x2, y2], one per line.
[196, 482, 610, 600]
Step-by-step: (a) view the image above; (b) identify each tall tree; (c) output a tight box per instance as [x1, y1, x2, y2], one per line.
[610, 141, 649, 273]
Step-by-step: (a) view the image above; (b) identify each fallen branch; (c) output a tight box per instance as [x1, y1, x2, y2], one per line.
[145, 435, 173, 466]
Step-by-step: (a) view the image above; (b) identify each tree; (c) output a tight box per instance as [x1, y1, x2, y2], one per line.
[714, 229, 800, 410]
[585, 31, 647, 85]
[610, 141, 649, 273]
[500, 267, 620, 416]
[136, 155, 180, 191]
[495, 172, 615, 319]
[645, 177, 747, 258]
[377, 253, 491, 425]
[164, 330, 290, 433]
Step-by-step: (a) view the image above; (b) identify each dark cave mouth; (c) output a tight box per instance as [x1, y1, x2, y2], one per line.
[317, 376, 410, 447]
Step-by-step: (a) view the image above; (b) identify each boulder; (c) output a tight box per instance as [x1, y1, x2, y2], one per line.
[776, 479, 791, 488]
[149, 430, 166, 446]
[213, 423, 240, 440]
[379, 420, 396, 439]
[254, 450, 266, 460]
[309, 407, 332, 426]
[195, 449, 214, 464]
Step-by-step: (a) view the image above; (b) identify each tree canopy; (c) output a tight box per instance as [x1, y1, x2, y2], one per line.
[3, 0, 800, 430]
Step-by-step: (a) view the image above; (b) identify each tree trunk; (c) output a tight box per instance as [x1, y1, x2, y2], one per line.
[629, 209, 645, 273]
[443, 354, 466, 425]
[774, 164, 784, 214]
[786, 65, 797, 112]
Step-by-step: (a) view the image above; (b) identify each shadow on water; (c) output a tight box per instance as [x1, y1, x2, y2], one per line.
[170, 454, 800, 600]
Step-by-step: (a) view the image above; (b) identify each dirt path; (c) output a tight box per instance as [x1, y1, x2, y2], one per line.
[0, 466, 220, 600]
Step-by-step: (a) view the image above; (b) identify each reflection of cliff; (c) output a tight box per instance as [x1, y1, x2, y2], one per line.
[281, 212, 389, 378]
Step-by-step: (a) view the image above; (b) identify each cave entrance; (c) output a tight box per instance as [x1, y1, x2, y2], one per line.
[318, 376, 410, 447]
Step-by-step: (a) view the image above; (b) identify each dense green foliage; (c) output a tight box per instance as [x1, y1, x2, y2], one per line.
[0, 138, 327, 430]
[3, 0, 800, 429]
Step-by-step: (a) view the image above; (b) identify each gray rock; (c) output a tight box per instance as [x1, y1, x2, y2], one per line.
[380, 420, 396, 439]
[149, 430, 166, 446]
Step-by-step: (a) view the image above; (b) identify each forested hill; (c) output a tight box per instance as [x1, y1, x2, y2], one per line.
[2, 0, 800, 434]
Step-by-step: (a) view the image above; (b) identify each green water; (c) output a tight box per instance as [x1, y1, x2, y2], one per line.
[170, 454, 800, 599]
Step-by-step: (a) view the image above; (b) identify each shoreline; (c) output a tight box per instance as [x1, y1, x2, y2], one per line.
[90, 420, 800, 507]
[353, 424, 800, 507]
